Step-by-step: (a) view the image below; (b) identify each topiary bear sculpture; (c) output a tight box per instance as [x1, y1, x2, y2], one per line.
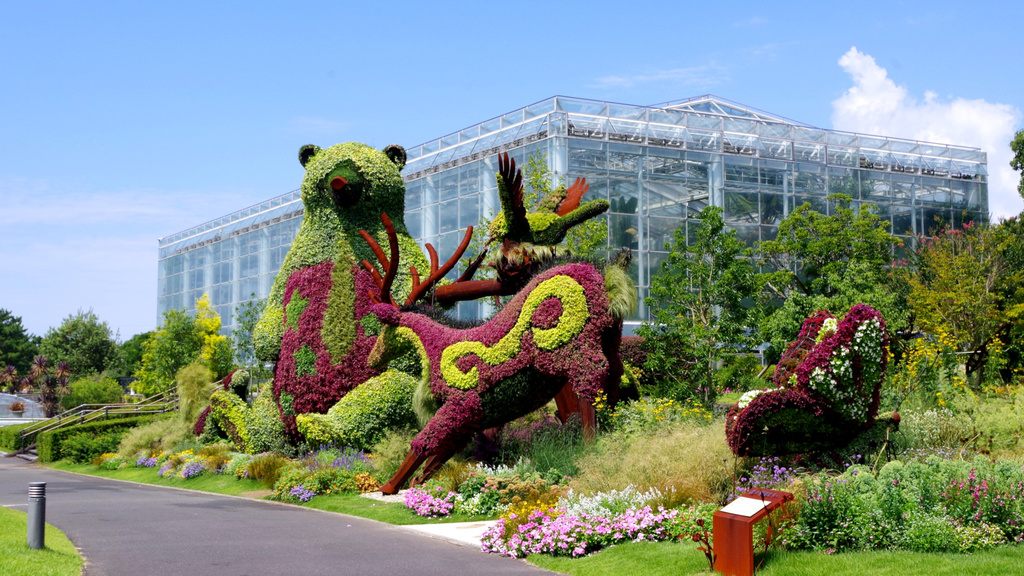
[250, 142, 432, 437]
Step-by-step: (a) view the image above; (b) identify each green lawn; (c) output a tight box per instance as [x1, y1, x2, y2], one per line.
[49, 461, 269, 496]
[48, 461, 482, 525]
[527, 541, 1024, 576]
[0, 505, 83, 576]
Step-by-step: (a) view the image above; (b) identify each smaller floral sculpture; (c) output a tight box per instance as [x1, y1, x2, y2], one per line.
[727, 304, 888, 457]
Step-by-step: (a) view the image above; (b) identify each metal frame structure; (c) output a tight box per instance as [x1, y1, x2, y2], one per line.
[157, 95, 989, 331]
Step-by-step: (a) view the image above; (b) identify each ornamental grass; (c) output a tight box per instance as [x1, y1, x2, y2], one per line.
[569, 420, 732, 507]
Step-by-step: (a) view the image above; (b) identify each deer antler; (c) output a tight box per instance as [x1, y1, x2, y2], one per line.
[358, 214, 400, 307]
[405, 226, 474, 306]
[359, 213, 475, 308]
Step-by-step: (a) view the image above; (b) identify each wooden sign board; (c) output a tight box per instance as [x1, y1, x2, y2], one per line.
[712, 489, 793, 576]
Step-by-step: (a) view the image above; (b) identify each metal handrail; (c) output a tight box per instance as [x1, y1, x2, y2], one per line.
[16, 389, 179, 446]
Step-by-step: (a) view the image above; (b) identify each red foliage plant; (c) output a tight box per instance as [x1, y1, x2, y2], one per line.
[273, 261, 383, 437]
[772, 310, 834, 388]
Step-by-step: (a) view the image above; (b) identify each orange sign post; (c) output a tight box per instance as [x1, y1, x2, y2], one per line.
[712, 489, 794, 576]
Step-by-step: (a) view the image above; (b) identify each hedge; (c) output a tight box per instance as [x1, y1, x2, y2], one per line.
[0, 422, 33, 452]
[35, 415, 166, 463]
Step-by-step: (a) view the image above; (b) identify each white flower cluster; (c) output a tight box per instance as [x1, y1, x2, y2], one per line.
[816, 317, 839, 343]
[738, 388, 774, 409]
[806, 318, 884, 422]
[557, 485, 670, 517]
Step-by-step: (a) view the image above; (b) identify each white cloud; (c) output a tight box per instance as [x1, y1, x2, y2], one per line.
[832, 47, 1023, 219]
[592, 64, 727, 90]
[0, 178, 259, 337]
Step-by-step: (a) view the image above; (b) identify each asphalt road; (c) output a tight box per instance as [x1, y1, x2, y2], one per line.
[0, 457, 554, 576]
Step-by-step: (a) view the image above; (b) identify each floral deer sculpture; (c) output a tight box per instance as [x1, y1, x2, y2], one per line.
[359, 215, 626, 494]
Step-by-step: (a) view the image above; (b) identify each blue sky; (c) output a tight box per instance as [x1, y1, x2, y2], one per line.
[2, 1, 1022, 340]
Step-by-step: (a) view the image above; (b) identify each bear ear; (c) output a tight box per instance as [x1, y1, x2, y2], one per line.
[298, 144, 321, 168]
[383, 144, 406, 170]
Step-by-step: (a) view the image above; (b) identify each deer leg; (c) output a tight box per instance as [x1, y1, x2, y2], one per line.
[380, 450, 428, 495]
[580, 402, 597, 443]
[553, 383, 581, 423]
[410, 446, 460, 487]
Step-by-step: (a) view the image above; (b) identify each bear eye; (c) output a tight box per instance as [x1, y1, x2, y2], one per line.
[331, 176, 348, 191]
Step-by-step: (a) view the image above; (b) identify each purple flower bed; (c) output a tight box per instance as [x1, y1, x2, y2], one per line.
[481, 505, 681, 558]
[289, 485, 317, 502]
[733, 456, 795, 500]
[136, 455, 159, 467]
[179, 461, 205, 479]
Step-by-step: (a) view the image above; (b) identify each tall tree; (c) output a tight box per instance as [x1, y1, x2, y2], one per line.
[908, 219, 1024, 387]
[637, 206, 759, 403]
[116, 331, 152, 378]
[232, 293, 269, 381]
[134, 295, 234, 396]
[756, 194, 907, 360]
[1011, 129, 1024, 200]
[38, 309, 120, 377]
[0, 309, 38, 375]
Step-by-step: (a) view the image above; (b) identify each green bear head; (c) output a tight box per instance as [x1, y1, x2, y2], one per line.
[297, 142, 408, 231]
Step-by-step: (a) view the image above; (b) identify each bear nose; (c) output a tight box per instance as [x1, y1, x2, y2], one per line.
[331, 176, 348, 191]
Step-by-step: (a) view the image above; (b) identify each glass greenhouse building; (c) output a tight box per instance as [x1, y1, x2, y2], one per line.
[157, 95, 989, 334]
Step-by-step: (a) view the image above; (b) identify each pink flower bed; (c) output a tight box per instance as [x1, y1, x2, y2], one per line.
[403, 486, 456, 517]
[481, 506, 681, 558]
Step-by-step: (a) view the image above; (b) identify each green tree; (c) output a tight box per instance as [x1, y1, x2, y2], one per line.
[756, 194, 907, 360]
[1011, 129, 1024, 200]
[60, 374, 124, 410]
[116, 331, 152, 378]
[637, 206, 759, 403]
[134, 295, 234, 396]
[0, 309, 38, 375]
[232, 294, 270, 382]
[38, 309, 120, 377]
[908, 220, 1024, 387]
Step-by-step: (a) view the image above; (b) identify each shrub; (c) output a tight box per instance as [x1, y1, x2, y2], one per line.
[61, 430, 124, 463]
[899, 408, 974, 458]
[272, 448, 374, 500]
[35, 415, 161, 463]
[611, 397, 713, 436]
[901, 511, 959, 552]
[295, 370, 417, 451]
[60, 374, 124, 410]
[0, 422, 33, 452]
[116, 415, 191, 458]
[370, 428, 417, 482]
[176, 363, 215, 426]
[792, 475, 865, 551]
[244, 383, 286, 453]
[247, 453, 292, 488]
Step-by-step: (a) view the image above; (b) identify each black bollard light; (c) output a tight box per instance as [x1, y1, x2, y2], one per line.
[27, 482, 45, 549]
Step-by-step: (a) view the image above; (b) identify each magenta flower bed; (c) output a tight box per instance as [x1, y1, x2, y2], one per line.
[481, 506, 681, 558]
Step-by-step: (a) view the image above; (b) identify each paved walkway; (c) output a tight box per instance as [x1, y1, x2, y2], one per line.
[0, 456, 551, 576]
